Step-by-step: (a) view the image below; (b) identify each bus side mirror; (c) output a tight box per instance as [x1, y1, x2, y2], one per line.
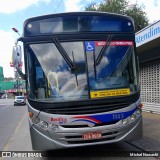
[12, 45, 22, 68]
[12, 45, 26, 80]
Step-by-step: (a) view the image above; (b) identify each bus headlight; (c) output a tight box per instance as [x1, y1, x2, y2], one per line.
[50, 124, 58, 131]
[32, 116, 40, 124]
[136, 108, 142, 114]
[130, 114, 136, 121]
[122, 118, 128, 125]
[39, 121, 48, 130]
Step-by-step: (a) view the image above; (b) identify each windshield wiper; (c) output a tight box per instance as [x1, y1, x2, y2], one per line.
[52, 37, 75, 70]
[95, 35, 112, 66]
[72, 51, 78, 86]
[52, 37, 79, 86]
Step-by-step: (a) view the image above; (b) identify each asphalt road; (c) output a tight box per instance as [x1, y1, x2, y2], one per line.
[0, 99, 27, 151]
[0, 99, 159, 160]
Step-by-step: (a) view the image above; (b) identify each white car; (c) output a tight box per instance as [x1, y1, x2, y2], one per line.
[14, 96, 26, 106]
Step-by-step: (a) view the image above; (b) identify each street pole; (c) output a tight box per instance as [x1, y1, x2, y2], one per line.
[17, 78, 19, 96]
[5, 80, 7, 99]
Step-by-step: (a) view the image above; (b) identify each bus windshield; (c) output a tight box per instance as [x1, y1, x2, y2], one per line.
[27, 39, 138, 102]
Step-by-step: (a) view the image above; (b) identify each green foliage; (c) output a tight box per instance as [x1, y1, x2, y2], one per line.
[99, 0, 128, 14]
[85, 2, 97, 11]
[85, 0, 149, 31]
[126, 3, 148, 31]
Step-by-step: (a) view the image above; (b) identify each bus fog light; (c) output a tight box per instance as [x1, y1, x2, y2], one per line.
[130, 114, 136, 121]
[122, 119, 128, 125]
[136, 108, 142, 114]
[32, 116, 40, 124]
[39, 121, 48, 130]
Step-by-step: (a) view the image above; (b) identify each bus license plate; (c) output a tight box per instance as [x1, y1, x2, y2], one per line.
[82, 132, 102, 140]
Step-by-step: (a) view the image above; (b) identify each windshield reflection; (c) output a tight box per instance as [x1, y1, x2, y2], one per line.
[27, 41, 138, 102]
[29, 42, 88, 101]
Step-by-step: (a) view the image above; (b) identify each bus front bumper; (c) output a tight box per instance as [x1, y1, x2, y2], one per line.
[29, 116, 142, 150]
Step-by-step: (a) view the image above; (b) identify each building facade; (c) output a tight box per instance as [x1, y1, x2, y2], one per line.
[0, 66, 4, 82]
[136, 20, 160, 113]
[0, 80, 26, 97]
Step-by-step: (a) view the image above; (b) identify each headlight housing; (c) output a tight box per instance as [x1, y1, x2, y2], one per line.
[39, 121, 48, 130]
[130, 114, 136, 121]
[31, 116, 40, 124]
[122, 118, 128, 125]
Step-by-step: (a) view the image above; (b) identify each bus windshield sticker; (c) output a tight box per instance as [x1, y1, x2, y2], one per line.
[110, 41, 133, 46]
[85, 41, 95, 51]
[90, 88, 130, 98]
[95, 41, 107, 46]
[95, 41, 133, 46]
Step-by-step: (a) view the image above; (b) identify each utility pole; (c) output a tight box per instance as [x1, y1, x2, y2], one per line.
[17, 76, 19, 96]
[4, 80, 7, 99]
[14, 69, 19, 96]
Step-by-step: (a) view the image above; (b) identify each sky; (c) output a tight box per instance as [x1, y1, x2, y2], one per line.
[0, 0, 160, 78]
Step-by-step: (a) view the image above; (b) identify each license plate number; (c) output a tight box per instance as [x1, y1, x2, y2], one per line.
[82, 132, 102, 140]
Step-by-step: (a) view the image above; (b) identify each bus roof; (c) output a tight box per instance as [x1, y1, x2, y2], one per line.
[23, 11, 135, 36]
[24, 11, 134, 24]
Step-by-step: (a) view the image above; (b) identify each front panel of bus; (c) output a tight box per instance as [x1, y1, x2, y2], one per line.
[23, 12, 142, 150]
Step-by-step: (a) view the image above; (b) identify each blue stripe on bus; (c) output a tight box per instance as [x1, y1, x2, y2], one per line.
[72, 107, 137, 124]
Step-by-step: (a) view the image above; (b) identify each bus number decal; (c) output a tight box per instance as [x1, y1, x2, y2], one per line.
[112, 113, 124, 120]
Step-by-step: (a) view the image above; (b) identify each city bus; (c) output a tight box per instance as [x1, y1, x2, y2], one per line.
[12, 12, 142, 150]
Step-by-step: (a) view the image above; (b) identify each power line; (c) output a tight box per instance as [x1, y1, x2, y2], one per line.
[53, 0, 63, 13]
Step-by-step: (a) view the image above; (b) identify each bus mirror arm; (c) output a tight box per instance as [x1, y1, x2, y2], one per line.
[15, 65, 26, 80]
[15, 37, 23, 45]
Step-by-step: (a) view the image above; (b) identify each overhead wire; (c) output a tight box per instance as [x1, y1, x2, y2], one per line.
[53, 0, 63, 13]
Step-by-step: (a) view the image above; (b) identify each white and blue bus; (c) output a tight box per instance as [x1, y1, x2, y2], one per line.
[13, 12, 142, 150]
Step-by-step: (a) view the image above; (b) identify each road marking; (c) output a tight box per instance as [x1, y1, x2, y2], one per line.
[2, 112, 27, 152]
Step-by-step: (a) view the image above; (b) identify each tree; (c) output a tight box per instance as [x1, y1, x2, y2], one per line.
[85, 0, 149, 32]
[4, 77, 14, 81]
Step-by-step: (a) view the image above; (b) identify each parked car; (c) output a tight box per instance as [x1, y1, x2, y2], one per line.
[14, 96, 26, 106]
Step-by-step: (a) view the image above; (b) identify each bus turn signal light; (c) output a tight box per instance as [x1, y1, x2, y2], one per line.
[29, 112, 33, 118]
[139, 103, 143, 109]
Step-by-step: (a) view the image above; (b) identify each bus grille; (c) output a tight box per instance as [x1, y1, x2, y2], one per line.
[28, 99, 132, 115]
[57, 131, 118, 145]
[42, 102, 130, 115]
[66, 137, 116, 144]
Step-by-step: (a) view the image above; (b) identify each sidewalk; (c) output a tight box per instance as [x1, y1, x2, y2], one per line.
[130, 111, 160, 151]
[142, 111, 160, 143]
